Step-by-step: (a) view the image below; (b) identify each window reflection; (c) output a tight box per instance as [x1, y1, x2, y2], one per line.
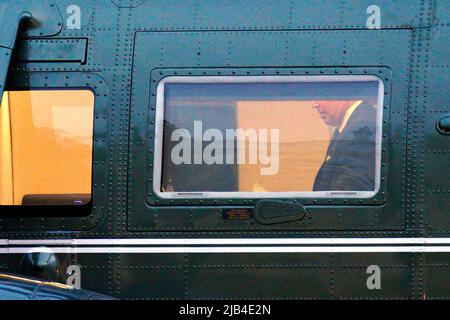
[157, 77, 382, 198]
[0, 90, 94, 206]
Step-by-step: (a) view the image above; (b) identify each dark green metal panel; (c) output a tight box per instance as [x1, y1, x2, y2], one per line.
[0, 1, 62, 44]
[124, 0, 432, 30]
[115, 253, 187, 299]
[185, 253, 333, 300]
[424, 253, 450, 299]
[70, 253, 116, 297]
[0, 0, 447, 300]
[333, 253, 414, 299]
[421, 22, 450, 235]
[127, 28, 409, 232]
[15, 39, 88, 63]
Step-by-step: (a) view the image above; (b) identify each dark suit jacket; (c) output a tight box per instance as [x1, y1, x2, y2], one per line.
[313, 102, 377, 192]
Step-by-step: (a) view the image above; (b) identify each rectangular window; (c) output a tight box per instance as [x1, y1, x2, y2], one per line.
[0, 90, 94, 206]
[154, 75, 383, 199]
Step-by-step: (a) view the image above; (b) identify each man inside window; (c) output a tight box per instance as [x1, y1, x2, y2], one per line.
[312, 100, 377, 192]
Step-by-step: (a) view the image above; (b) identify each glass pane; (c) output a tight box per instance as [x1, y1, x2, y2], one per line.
[156, 76, 382, 198]
[0, 90, 94, 205]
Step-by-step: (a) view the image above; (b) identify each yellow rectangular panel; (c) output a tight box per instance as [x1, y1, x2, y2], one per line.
[0, 92, 13, 204]
[236, 101, 331, 192]
[0, 90, 94, 206]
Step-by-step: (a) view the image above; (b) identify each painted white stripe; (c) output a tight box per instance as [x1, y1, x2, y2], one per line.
[3, 246, 450, 254]
[8, 240, 74, 246]
[4, 238, 450, 246]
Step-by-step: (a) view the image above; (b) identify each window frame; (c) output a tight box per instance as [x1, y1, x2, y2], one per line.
[153, 74, 385, 201]
[0, 71, 108, 225]
[1, 88, 96, 207]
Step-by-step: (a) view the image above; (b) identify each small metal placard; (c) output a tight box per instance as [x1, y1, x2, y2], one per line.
[222, 208, 254, 220]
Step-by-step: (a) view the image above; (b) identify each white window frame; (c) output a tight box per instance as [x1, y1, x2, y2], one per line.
[153, 75, 384, 200]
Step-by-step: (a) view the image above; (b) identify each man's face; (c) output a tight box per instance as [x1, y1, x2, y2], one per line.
[311, 100, 353, 127]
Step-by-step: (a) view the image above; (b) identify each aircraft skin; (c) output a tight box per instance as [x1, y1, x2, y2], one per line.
[0, 0, 449, 299]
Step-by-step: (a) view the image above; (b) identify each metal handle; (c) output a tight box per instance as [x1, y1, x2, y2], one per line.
[255, 200, 306, 225]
